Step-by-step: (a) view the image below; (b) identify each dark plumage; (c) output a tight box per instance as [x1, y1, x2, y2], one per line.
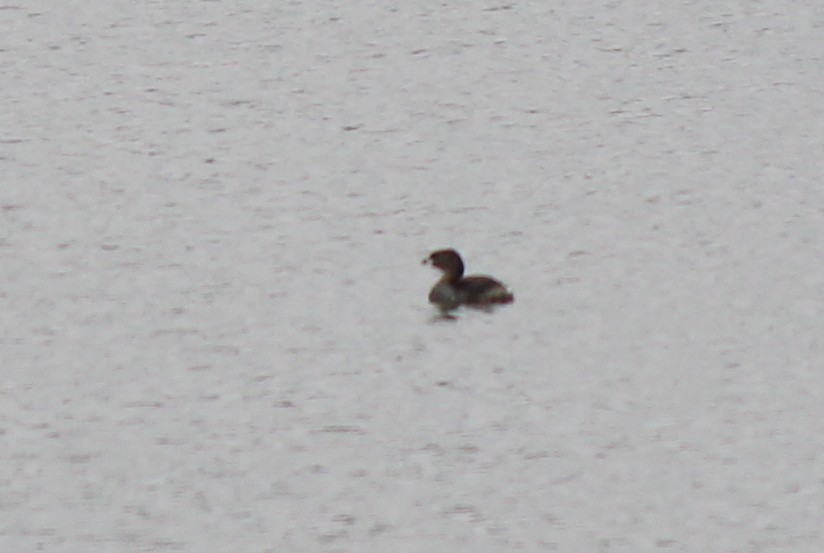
[422, 248, 514, 310]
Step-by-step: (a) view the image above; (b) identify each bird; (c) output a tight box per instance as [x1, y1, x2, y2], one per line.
[422, 248, 514, 310]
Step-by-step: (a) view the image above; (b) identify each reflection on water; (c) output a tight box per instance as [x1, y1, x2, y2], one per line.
[430, 311, 458, 323]
[427, 302, 507, 323]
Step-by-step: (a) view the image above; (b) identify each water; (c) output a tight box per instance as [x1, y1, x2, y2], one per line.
[2, 2, 824, 551]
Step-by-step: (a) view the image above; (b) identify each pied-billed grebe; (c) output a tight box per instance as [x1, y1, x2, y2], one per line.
[423, 248, 514, 310]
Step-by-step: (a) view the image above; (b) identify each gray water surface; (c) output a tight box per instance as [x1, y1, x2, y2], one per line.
[2, 2, 824, 551]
